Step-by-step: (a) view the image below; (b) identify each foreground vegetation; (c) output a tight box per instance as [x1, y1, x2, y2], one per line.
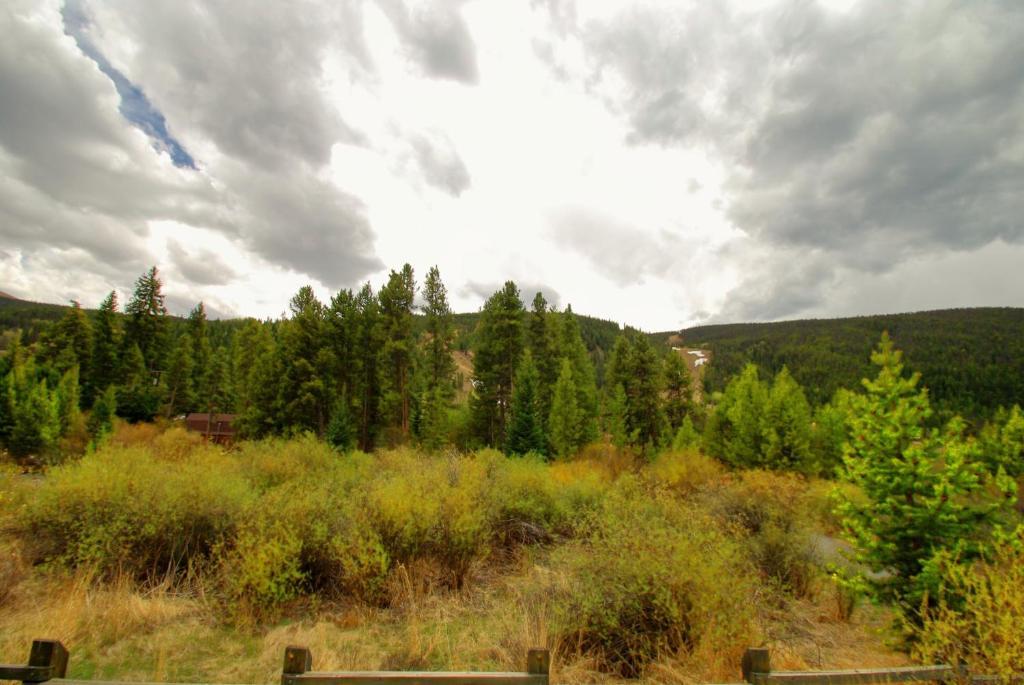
[2, 425, 906, 683]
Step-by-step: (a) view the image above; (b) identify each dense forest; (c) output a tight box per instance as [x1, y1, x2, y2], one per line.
[664, 308, 1024, 420]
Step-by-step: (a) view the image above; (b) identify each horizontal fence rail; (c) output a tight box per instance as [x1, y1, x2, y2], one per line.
[742, 647, 1023, 685]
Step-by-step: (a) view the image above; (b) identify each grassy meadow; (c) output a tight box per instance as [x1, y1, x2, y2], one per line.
[0, 422, 910, 684]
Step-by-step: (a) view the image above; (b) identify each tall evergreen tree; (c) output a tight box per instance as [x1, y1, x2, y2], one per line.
[124, 266, 168, 373]
[605, 330, 666, 448]
[163, 335, 195, 417]
[90, 291, 122, 400]
[469, 281, 525, 448]
[421, 266, 456, 398]
[117, 342, 161, 422]
[548, 358, 581, 458]
[505, 350, 546, 455]
[663, 352, 692, 433]
[703, 363, 768, 467]
[353, 283, 384, 450]
[761, 366, 814, 471]
[280, 286, 330, 434]
[188, 302, 211, 405]
[557, 305, 599, 444]
[527, 292, 559, 432]
[41, 301, 93, 384]
[87, 385, 117, 443]
[232, 319, 275, 422]
[379, 264, 416, 435]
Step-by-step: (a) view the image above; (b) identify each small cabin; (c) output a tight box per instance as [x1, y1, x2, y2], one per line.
[185, 412, 238, 444]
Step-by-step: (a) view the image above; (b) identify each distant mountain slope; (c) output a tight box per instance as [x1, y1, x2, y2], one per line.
[663, 308, 1024, 418]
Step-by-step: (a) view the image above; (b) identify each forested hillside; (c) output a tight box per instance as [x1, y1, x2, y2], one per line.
[666, 308, 1024, 419]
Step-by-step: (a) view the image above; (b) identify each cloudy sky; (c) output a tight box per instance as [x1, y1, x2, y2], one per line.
[2, 0, 1023, 330]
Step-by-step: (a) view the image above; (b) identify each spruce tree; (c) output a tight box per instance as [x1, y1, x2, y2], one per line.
[87, 385, 117, 442]
[418, 385, 450, 452]
[279, 286, 330, 434]
[326, 394, 356, 451]
[164, 335, 195, 417]
[505, 350, 546, 456]
[9, 379, 60, 460]
[527, 292, 559, 432]
[548, 358, 581, 458]
[605, 330, 666, 448]
[761, 366, 813, 471]
[704, 364, 768, 467]
[42, 301, 93, 384]
[421, 266, 456, 399]
[188, 302, 211, 403]
[469, 281, 525, 447]
[56, 365, 82, 435]
[663, 352, 692, 433]
[607, 383, 631, 449]
[557, 305, 599, 444]
[835, 333, 1015, 616]
[90, 291, 121, 400]
[353, 283, 384, 450]
[379, 264, 416, 435]
[117, 342, 161, 422]
[124, 266, 168, 373]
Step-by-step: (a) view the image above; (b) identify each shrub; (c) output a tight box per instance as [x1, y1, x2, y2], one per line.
[16, 444, 253, 578]
[702, 470, 820, 597]
[914, 529, 1024, 677]
[550, 477, 757, 677]
[648, 449, 723, 495]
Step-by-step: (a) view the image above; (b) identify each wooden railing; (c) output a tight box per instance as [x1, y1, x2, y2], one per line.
[3, 640, 1019, 685]
[0, 640, 550, 685]
[740, 647, 1022, 685]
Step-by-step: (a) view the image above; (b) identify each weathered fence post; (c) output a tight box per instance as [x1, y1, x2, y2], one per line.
[742, 647, 771, 685]
[282, 646, 312, 685]
[526, 649, 550, 681]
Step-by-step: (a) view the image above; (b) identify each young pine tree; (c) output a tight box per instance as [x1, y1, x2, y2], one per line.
[835, 333, 1016, 617]
[761, 366, 814, 472]
[548, 358, 581, 458]
[505, 350, 546, 456]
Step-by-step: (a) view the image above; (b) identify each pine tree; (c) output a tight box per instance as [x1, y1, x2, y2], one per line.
[236, 339, 283, 439]
[87, 385, 117, 443]
[232, 320, 275, 422]
[188, 302, 211, 404]
[605, 330, 666, 449]
[527, 292, 559, 432]
[505, 350, 546, 456]
[9, 379, 60, 459]
[90, 291, 121, 401]
[353, 283, 384, 450]
[761, 366, 813, 471]
[663, 352, 692, 432]
[117, 343, 161, 422]
[124, 266, 169, 373]
[671, 415, 701, 451]
[607, 383, 631, 449]
[557, 305, 599, 444]
[704, 364, 768, 467]
[379, 264, 416, 436]
[56, 365, 82, 435]
[835, 333, 1016, 616]
[418, 385, 450, 452]
[470, 282, 525, 448]
[280, 286, 330, 435]
[548, 358, 581, 458]
[326, 394, 356, 451]
[164, 335, 195, 417]
[421, 266, 456, 399]
[41, 301, 93, 385]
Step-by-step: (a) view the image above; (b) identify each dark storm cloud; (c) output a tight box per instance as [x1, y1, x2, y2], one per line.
[549, 208, 688, 287]
[166, 240, 237, 286]
[558, 0, 1024, 319]
[461, 281, 562, 310]
[377, 0, 480, 84]
[410, 133, 471, 196]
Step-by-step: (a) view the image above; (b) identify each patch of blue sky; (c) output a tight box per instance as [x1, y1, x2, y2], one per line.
[61, 0, 196, 169]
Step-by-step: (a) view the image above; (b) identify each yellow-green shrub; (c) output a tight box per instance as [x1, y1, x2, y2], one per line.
[915, 530, 1024, 676]
[648, 449, 724, 495]
[16, 445, 252, 578]
[701, 470, 820, 597]
[550, 477, 757, 677]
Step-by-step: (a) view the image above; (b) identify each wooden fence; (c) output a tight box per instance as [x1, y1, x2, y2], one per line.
[2, 640, 1020, 685]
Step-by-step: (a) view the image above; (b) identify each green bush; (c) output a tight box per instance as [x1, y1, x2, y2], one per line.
[550, 477, 757, 677]
[17, 444, 252, 578]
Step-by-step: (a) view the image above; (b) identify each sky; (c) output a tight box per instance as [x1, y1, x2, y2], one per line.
[1, 0, 1023, 331]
